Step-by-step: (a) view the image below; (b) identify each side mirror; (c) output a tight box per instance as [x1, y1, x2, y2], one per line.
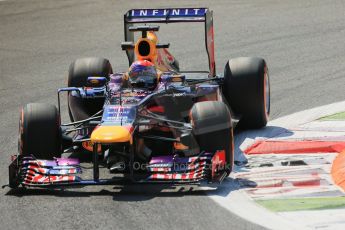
[87, 77, 107, 87]
[156, 43, 170, 49]
[121, 42, 135, 50]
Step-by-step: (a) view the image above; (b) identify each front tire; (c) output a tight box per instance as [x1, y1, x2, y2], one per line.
[190, 101, 234, 174]
[68, 57, 113, 122]
[19, 103, 61, 159]
[223, 57, 270, 129]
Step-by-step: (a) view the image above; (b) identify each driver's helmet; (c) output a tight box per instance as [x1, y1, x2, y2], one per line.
[128, 60, 158, 90]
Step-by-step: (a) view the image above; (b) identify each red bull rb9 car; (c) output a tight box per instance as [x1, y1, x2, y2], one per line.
[6, 8, 270, 189]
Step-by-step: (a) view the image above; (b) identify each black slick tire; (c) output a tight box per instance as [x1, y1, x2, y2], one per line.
[68, 57, 113, 121]
[190, 101, 234, 174]
[223, 57, 270, 129]
[19, 103, 61, 159]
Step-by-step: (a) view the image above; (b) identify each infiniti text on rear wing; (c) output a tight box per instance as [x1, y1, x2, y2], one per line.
[123, 8, 216, 77]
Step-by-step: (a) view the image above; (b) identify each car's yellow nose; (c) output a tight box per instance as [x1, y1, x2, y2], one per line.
[91, 126, 132, 144]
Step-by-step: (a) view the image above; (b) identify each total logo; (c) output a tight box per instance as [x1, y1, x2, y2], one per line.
[131, 8, 208, 17]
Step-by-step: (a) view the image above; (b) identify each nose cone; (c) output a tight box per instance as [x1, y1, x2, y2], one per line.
[91, 126, 132, 144]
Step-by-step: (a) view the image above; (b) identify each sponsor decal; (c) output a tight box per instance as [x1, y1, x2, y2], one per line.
[130, 8, 207, 18]
[102, 106, 135, 124]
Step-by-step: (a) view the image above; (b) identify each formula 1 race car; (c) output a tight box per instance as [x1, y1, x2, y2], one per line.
[7, 8, 270, 189]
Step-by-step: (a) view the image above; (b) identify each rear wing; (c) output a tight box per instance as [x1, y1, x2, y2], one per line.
[123, 8, 216, 77]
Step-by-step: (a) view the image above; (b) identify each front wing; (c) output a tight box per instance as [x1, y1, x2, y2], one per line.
[7, 151, 228, 189]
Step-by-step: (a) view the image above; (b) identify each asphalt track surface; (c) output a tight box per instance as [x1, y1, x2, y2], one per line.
[1, 1, 345, 229]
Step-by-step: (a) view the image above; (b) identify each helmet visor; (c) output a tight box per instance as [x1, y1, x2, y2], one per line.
[129, 66, 157, 89]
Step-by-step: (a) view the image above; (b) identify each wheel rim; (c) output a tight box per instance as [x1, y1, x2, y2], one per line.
[264, 66, 270, 117]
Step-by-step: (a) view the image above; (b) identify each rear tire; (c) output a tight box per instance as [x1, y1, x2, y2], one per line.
[190, 101, 234, 174]
[223, 57, 270, 129]
[19, 103, 61, 159]
[68, 57, 113, 121]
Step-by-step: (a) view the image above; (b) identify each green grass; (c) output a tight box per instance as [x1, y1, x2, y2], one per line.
[256, 197, 345, 212]
[319, 112, 345, 121]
